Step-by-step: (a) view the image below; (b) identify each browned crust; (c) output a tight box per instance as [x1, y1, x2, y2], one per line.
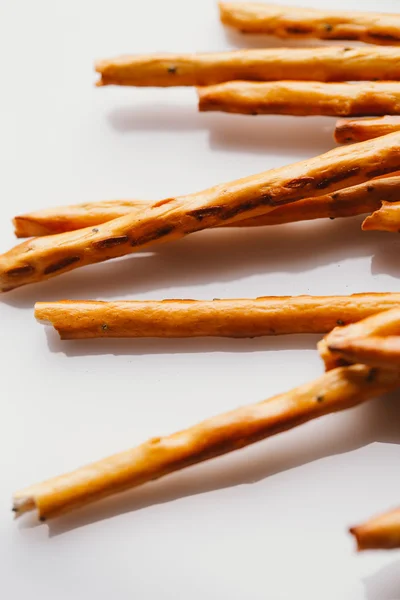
[95, 47, 400, 87]
[34, 294, 400, 340]
[219, 2, 400, 46]
[362, 200, 400, 232]
[13, 364, 400, 520]
[328, 335, 400, 369]
[2, 132, 400, 291]
[198, 81, 400, 117]
[350, 507, 400, 550]
[335, 116, 400, 144]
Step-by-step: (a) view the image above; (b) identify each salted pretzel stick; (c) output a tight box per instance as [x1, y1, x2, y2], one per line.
[319, 308, 400, 371]
[335, 116, 400, 144]
[2, 132, 400, 292]
[219, 2, 400, 46]
[350, 507, 400, 551]
[198, 81, 400, 117]
[13, 364, 400, 521]
[362, 200, 400, 232]
[328, 336, 400, 370]
[14, 176, 400, 238]
[34, 293, 400, 340]
[95, 47, 400, 87]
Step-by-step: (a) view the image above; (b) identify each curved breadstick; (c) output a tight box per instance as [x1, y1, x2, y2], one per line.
[35, 294, 400, 340]
[2, 132, 400, 292]
[219, 2, 400, 45]
[14, 176, 400, 238]
[335, 116, 400, 144]
[328, 336, 400, 370]
[95, 47, 400, 87]
[350, 507, 400, 551]
[13, 364, 400, 521]
[319, 308, 400, 370]
[362, 200, 400, 232]
[198, 81, 400, 117]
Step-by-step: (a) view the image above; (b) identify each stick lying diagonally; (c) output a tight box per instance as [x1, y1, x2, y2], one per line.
[13, 176, 400, 238]
[2, 131, 400, 292]
[13, 365, 400, 521]
[350, 507, 400, 551]
[35, 294, 400, 340]
[219, 2, 400, 45]
[95, 47, 400, 87]
[335, 116, 400, 144]
[198, 81, 400, 117]
[328, 336, 400, 370]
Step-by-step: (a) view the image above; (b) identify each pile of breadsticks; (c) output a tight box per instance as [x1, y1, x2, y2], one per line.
[8, 2, 400, 554]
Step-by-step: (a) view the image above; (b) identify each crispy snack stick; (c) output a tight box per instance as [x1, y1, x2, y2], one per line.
[328, 336, 400, 370]
[13, 365, 400, 521]
[350, 507, 400, 551]
[14, 176, 400, 238]
[34, 294, 400, 340]
[362, 200, 400, 232]
[95, 47, 400, 87]
[198, 81, 400, 117]
[335, 116, 400, 144]
[2, 132, 400, 292]
[219, 2, 400, 46]
[319, 308, 400, 371]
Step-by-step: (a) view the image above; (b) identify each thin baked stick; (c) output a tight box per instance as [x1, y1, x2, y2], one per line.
[350, 507, 400, 551]
[318, 308, 400, 371]
[335, 116, 400, 144]
[219, 2, 400, 45]
[95, 47, 400, 87]
[34, 293, 400, 340]
[328, 336, 400, 370]
[2, 132, 400, 292]
[14, 176, 400, 238]
[362, 200, 400, 232]
[198, 81, 400, 118]
[13, 365, 400, 521]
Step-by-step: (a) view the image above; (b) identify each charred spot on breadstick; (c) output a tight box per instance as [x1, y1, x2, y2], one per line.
[6, 265, 35, 277]
[368, 32, 400, 42]
[316, 166, 361, 189]
[130, 225, 175, 246]
[44, 256, 81, 275]
[188, 206, 224, 221]
[367, 165, 400, 178]
[285, 177, 315, 189]
[366, 368, 378, 383]
[93, 235, 130, 249]
[285, 26, 313, 35]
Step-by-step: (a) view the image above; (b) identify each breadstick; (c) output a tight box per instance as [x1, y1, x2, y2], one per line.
[14, 176, 400, 238]
[219, 2, 400, 46]
[35, 294, 400, 340]
[362, 200, 400, 232]
[2, 132, 400, 292]
[335, 116, 400, 144]
[13, 364, 400, 521]
[198, 81, 400, 117]
[319, 308, 400, 370]
[95, 47, 400, 87]
[328, 336, 400, 370]
[350, 507, 400, 551]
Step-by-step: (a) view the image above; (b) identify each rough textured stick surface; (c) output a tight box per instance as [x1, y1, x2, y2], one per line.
[219, 2, 400, 45]
[2, 131, 400, 291]
[198, 81, 400, 117]
[335, 116, 400, 144]
[14, 176, 400, 237]
[13, 365, 400, 520]
[328, 336, 400, 369]
[95, 47, 400, 87]
[362, 200, 400, 232]
[350, 507, 400, 550]
[35, 294, 400, 340]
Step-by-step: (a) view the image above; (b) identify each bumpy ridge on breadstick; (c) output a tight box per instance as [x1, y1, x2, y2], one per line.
[328, 336, 400, 370]
[362, 200, 400, 232]
[219, 2, 400, 45]
[14, 176, 400, 238]
[350, 507, 400, 551]
[2, 132, 400, 292]
[95, 47, 400, 87]
[13, 364, 400, 520]
[198, 81, 400, 117]
[35, 294, 400, 340]
[335, 116, 400, 144]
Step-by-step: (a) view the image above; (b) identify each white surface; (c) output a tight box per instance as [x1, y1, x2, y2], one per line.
[1, 0, 400, 598]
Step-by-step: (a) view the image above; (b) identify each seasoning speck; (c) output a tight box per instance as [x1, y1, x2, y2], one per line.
[316, 395, 324, 403]
[366, 368, 378, 383]
[337, 319, 345, 326]
[167, 66, 177, 74]
[101, 324, 108, 331]
[324, 23, 333, 32]
[92, 228, 99, 233]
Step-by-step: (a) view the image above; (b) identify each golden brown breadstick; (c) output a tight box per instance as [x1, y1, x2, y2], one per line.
[95, 47, 400, 87]
[219, 2, 400, 45]
[362, 200, 400, 232]
[35, 293, 400, 340]
[3, 132, 400, 292]
[14, 176, 400, 238]
[198, 81, 400, 117]
[13, 364, 400, 521]
[328, 336, 400, 370]
[319, 308, 400, 370]
[350, 507, 400, 551]
[335, 116, 400, 144]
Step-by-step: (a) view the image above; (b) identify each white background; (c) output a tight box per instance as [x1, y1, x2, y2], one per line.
[1, 0, 400, 598]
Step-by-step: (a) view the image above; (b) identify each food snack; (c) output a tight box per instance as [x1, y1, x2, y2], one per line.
[95, 47, 400, 87]
[350, 507, 400, 550]
[35, 294, 400, 340]
[328, 336, 400, 369]
[219, 2, 400, 45]
[198, 81, 400, 117]
[13, 364, 400, 521]
[362, 200, 400, 232]
[335, 116, 400, 144]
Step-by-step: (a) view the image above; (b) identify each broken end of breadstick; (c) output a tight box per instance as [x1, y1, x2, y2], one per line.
[12, 494, 38, 519]
[350, 508, 400, 551]
[362, 201, 400, 232]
